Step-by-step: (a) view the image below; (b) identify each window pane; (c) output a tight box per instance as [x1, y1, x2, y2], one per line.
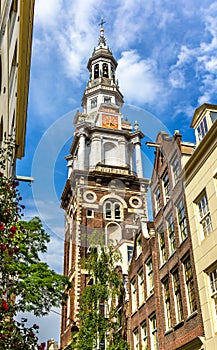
[183, 257, 197, 314]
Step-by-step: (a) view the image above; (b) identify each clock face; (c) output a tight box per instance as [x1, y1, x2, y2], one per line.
[102, 114, 118, 129]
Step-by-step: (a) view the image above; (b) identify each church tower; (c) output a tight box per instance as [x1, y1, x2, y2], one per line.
[60, 23, 149, 348]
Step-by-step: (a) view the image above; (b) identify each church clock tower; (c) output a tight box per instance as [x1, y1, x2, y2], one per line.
[60, 23, 149, 348]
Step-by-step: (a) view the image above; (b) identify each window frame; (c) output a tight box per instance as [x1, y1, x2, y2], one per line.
[167, 214, 176, 255]
[154, 185, 161, 214]
[159, 229, 167, 265]
[171, 155, 180, 186]
[149, 313, 158, 350]
[131, 278, 137, 313]
[141, 321, 148, 350]
[162, 277, 172, 330]
[172, 268, 183, 323]
[138, 268, 145, 306]
[183, 256, 197, 315]
[133, 328, 139, 350]
[162, 170, 170, 203]
[197, 116, 208, 142]
[176, 198, 188, 242]
[196, 191, 212, 237]
[209, 267, 217, 329]
[91, 97, 97, 109]
[146, 257, 154, 296]
[104, 201, 123, 221]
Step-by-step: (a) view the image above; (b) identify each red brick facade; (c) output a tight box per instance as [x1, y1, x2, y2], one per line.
[127, 132, 204, 350]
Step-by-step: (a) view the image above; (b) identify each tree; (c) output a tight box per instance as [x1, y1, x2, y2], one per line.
[71, 244, 129, 350]
[0, 139, 71, 349]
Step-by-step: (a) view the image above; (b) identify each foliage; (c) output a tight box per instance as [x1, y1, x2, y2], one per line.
[0, 139, 71, 349]
[71, 245, 129, 350]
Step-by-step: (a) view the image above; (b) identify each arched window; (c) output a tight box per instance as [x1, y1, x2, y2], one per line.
[105, 202, 111, 219]
[94, 64, 99, 79]
[104, 201, 122, 221]
[114, 203, 120, 219]
[102, 63, 108, 78]
[107, 222, 122, 244]
[104, 142, 117, 165]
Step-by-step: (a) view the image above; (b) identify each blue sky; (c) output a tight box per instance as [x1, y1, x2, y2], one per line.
[16, 0, 217, 345]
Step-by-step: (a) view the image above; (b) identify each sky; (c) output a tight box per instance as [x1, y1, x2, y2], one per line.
[16, 0, 217, 345]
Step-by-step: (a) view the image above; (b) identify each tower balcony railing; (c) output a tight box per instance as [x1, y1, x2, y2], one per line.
[90, 162, 137, 176]
[88, 77, 115, 88]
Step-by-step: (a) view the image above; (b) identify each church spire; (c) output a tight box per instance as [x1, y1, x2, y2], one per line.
[98, 17, 106, 46]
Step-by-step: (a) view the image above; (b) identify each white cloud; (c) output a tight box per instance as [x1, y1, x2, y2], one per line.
[40, 235, 64, 273]
[117, 50, 163, 104]
[34, 0, 63, 28]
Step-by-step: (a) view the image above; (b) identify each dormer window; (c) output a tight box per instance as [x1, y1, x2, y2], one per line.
[197, 116, 208, 142]
[94, 64, 99, 79]
[210, 111, 217, 124]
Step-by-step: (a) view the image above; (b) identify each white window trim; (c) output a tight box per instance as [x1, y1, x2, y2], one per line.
[104, 200, 123, 221]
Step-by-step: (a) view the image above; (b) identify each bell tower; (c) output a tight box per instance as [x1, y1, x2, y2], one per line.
[60, 22, 149, 348]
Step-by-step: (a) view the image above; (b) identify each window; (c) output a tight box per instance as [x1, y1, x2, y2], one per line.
[114, 203, 120, 219]
[9, 0, 18, 41]
[133, 328, 139, 350]
[163, 278, 172, 330]
[94, 64, 99, 79]
[209, 267, 217, 325]
[136, 235, 142, 257]
[154, 186, 161, 213]
[131, 278, 137, 313]
[183, 257, 197, 314]
[197, 192, 212, 237]
[104, 201, 122, 220]
[176, 198, 188, 242]
[171, 156, 180, 185]
[102, 63, 109, 77]
[105, 202, 111, 219]
[149, 313, 158, 350]
[146, 257, 154, 295]
[167, 215, 176, 255]
[104, 96, 111, 103]
[91, 97, 97, 109]
[86, 209, 94, 218]
[9, 42, 17, 94]
[162, 170, 170, 202]
[172, 269, 183, 323]
[197, 116, 208, 142]
[127, 245, 133, 262]
[138, 269, 145, 305]
[141, 321, 148, 350]
[210, 111, 217, 124]
[159, 230, 167, 265]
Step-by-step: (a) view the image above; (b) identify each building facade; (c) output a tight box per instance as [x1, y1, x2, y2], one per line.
[60, 25, 149, 349]
[184, 104, 217, 349]
[0, 0, 34, 175]
[128, 131, 205, 350]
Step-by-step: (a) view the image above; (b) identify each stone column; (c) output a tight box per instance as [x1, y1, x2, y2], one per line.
[78, 133, 86, 170]
[89, 135, 101, 169]
[135, 142, 143, 178]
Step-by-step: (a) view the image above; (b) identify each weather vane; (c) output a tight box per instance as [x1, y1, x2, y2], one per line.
[99, 17, 106, 28]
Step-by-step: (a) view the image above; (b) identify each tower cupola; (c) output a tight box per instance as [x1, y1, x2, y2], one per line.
[81, 20, 124, 118]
